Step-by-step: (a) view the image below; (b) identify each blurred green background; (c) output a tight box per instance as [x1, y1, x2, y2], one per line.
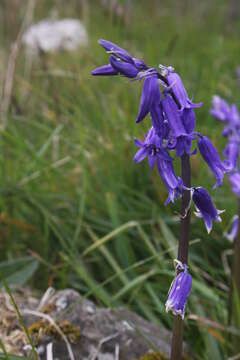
[0, 0, 240, 358]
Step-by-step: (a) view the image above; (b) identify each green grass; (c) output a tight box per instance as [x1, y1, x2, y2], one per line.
[0, 0, 240, 359]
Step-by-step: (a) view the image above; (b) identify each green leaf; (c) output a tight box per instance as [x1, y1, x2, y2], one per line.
[0, 257, 39, 287]
[0, 355, 31, 360]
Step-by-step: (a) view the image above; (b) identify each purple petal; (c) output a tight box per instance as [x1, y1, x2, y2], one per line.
[175, 136, 193, 157]
[192, 187, 223, 232]
[210, 109, 226, 122]
[223, 141, 239, 170]
[91, 64, 118, 76]
[202, 212, 213, 234]
[98, 39, 134, 64]
[161, 95, 187, 138]
[134, 147, 148, 163]
[148, 155, 156, 170]
[109, 55, 138, 78]
[134, 138, 145, 147]
[167, 72, 189, 110]
[192, 187, 218, 218]
[133, 58, 148, 70]
[182, 108, 196, 134]
[230, 104, 240, 128]
[229, 172, 240, 197]
[157, 158, 183, 203]
[150, 103, 164, 136]
[197, 135, 228, 188]
[166, 268, 192, 319]
[136, 76, 161, 123]
[224, 215, 238, 242]
[210, 95, 231, 122]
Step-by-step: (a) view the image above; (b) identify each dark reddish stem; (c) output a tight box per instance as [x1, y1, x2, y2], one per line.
[170, 153, 191, 360]
[231, 199, 240, 351]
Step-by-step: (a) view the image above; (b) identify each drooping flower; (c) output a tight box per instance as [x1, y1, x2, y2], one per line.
[229, 104, 240, 129]
[174, 108, 196, 157]
[166, 261, 192, 319]
[109, 55, 139, 78]
[133, 58, 148, 71]
[182, 108, 196, 134]
[223, 141, 239, 170]
[92, 39, 147, 79]
[166, 70, 202, 111]
[161, 94, 187, 139]
[98, 39, 134, 64]
[175, 136, 194, 157]
[197, 135, 228, 188]
[157, 157, 183, 204]
[91, 63, 118, 76]
[210, 95, 231, 122]
[150, 103, 165, 137]
[134, 127, 182, 204]
[224, 215, 239, 242]
[136, 75, 161, 123]
[192, 187, 224, 233]
[210, 96, 240, 138]
[134, 127, 171, 168]
[229, 172, 240, 197]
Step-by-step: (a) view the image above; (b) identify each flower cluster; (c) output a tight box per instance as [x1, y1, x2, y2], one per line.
[211, 95, 240, 240]
[92, 39, 226, 318]
[92, 39, 225, 233]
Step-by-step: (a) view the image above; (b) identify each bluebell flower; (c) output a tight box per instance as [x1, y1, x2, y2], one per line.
[134, 127, 183, 204]
[92, 39, 147, 79]
[229, 104, 240, 129]
[136, 75, 161, 123]
[133, 58, 148, 71]
[192, 187, 224, 233]
[109, 55, 139, 78]
[223, 141, 239, 170]
[210, 95, 231, 122]
[197, 135, 228, 188]
[98, 39, 148, 71]
[166, 261, 192, 319]
[182, 108, 196, 134]
[134, 127, 171, 168]
[157, 157, 183, 204]
[224, 215, 239, 242]
[229, 172, 240, 197]
[174, 108, 196, 157]
[150, 103, 165, 137]
[161, 94, 187, 138]
[166, 70, 202, 111]
[91, 63, 118, 76]
[98, 39, 134, 64]
[210, 96, 240, 139]
[175, 136, 194, 157]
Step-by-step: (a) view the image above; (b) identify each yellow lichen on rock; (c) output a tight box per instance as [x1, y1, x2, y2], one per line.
[28, 319, 80, 344]
[138, 352, 168, 360]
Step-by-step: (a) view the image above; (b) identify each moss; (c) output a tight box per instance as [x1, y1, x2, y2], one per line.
[41, 302, 56, 314]
[138, 352, 167, 360]
[138, 352, 190, 360]
[28, 319, 80, 344]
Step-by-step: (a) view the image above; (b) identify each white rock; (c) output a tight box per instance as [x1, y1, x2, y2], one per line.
[23, 19, 88, 54]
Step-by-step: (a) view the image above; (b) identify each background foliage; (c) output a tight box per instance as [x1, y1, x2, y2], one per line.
[0, 1, 240, 359]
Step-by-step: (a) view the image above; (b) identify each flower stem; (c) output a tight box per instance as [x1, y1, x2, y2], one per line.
[231, 198, 240, 351]
[170, 152, 191, 360]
